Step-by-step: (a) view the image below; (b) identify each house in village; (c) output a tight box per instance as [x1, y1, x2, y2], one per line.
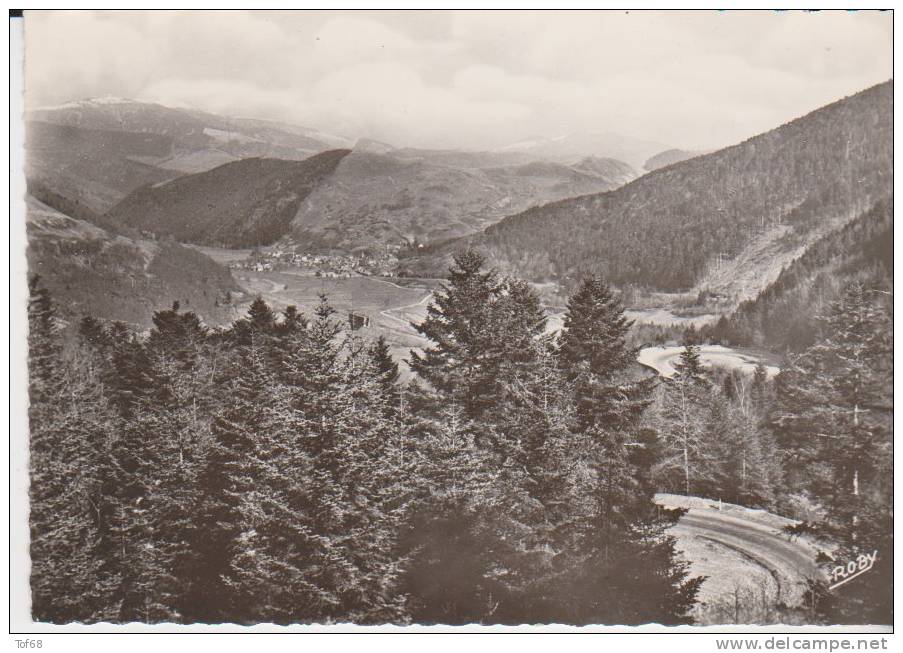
[348, 312, 371, 330]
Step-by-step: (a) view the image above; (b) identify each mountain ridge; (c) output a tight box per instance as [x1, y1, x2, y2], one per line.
[497, 131, 671, 168]
[644, 148, 706, 172]
[26, 99, 355, 216]
[106, 150, 352, 248]
[105, 147, 639, 252]
[402, 81, 892, 303]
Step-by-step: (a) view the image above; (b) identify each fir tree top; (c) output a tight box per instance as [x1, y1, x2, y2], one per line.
[558, 275, 634, 381]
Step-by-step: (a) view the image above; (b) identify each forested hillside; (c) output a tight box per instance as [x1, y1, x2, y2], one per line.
[703, 199, 893, 352]
[288, 150, 636, 250]
[106, 150, 352, 248]
[105, 147, 637, 253]
[26, 197, 240, 327]
[572, 156, 637, 179]
[403, 82, 891, 293]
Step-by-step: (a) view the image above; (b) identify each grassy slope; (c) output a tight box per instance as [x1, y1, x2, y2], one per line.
[26, 121, 181, 213]
[26, 196, 241, 328]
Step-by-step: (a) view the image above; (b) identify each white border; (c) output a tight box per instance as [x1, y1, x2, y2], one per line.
[5, 2, 899, 645]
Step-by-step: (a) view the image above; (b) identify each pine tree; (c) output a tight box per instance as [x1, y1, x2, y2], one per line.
[29, 370, 123, 623]
[112, 303, 215, 622]
[716, 373, 781, 507]
[209, 340, 342, 624]
[103, 321, 154, 417]
[556, 275, 643, 430]
[275, 304, 307, 337]
[773, 283, 891, 623]
[401, 400, 504, 624]
[751, 362, 771, 413]
[554, 275, 653, 533]
[548, 276, 701, 625]
[368, 335, 401, 413]
[28, 280, 121, 622]
[485, 339, 578, 621]
[672, 340, 706, 383]
[409, 250, 504, 417]
[232, 296, 277, 346]
[407, 258, 560, 622]
[328, 346, 413, 623]
[78, 316, 112, 354]
[655, 341, 712, 496]
[369, 335, 399, 387]
[774, 283, 891, 526]
[492, 338, 574, 528]
[558, 275, 635, 381]
[146, 301, 209, 368]
[27, 275, 61, 405]
[257, 295, 413, 623]
[176, 337, 271, 622]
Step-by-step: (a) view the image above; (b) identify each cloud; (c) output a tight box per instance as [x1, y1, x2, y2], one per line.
[139, 78, 307, 123]
[751, 11, 892, 78]
[308, 62, 532, 148]
[25, 11, 154, 104]
[23, 9, 892, 150]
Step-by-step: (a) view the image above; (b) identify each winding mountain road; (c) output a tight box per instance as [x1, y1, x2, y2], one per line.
[379, 290, 432, 331]
[637, 344, 780, 379]
[656, 494, 823, 607]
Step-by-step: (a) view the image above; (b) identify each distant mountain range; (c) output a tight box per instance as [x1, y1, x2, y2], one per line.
[26, 121, 182, 215]
[23, 85, 893, 342]
[99, 145, 637, 251]
[497, 132, 670, 169]
[643, 148, 706, 172]
[31, 97, 351, 153]
[26, 98, 353, 214]
[22, 96, 665, 330]
[402, 81, 892, 304]
[27, 97, 649, 251]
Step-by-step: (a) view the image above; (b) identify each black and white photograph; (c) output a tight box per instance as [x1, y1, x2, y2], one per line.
[8, 6, 895, 639]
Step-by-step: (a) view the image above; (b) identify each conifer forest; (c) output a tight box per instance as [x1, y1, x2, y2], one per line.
[27, 250, 892, 625]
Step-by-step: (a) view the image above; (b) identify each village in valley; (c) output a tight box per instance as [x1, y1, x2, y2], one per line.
[230, 242, 403, 278]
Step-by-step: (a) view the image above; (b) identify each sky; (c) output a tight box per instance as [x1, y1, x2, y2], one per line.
[23, 9, 892, 151]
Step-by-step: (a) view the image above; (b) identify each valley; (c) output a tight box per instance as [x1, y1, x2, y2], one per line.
[229, 267, 438, 378]
[402, 82, 892, 316]
[222, 247, 779, 382]
[25, 80, 891, 349]
[28, 83, 893, 371]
